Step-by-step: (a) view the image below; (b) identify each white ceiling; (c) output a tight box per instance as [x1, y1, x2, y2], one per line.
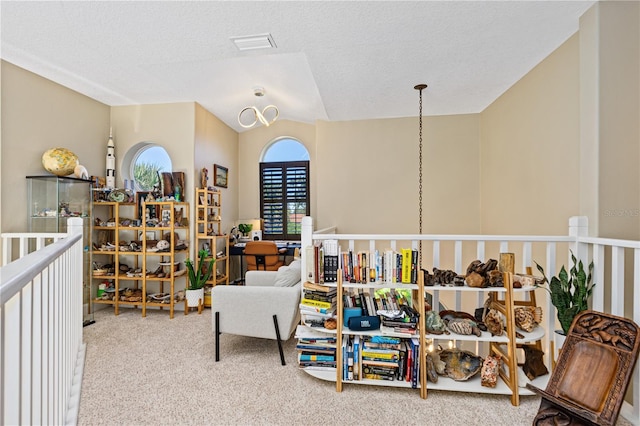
[1, 1, 595, 133]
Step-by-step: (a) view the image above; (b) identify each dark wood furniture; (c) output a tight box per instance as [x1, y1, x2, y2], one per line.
[527, 310, 639, 426]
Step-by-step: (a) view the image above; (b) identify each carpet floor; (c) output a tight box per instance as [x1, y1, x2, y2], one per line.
[77, 308, 627, 426]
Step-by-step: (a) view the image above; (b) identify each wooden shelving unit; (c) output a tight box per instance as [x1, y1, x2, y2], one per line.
[195, 188, 229, 307]
[296, 226, 547, 405]
[91, 199, 189, 318]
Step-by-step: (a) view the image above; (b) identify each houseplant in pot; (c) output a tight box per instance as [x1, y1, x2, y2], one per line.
[535, 251, 595, 349]
[185, 249, 215, 308]
[238, 223, 253, 238]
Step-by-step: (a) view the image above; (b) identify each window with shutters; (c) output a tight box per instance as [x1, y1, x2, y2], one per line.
[260, 138, 310, 240]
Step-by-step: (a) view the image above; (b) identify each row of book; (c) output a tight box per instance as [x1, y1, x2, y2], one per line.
[343, 335, 421, 387]
[344, 287, 406, 315]
[306, 240, 419, 284]
[344, 288, 418, 335]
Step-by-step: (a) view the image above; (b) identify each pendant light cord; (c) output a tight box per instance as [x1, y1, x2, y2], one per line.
[414, 84, 427, 268]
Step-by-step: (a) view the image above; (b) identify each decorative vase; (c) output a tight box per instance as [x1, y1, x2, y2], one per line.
[185, 288, 204, 308]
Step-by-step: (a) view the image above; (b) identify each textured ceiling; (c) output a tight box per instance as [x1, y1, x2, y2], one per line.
[0, 1, 595, 132]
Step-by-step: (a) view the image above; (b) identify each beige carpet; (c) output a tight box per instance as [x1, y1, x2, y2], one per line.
[76, 308, 621, 426]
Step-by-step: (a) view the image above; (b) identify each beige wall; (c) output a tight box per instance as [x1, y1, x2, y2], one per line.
[315, 115, 481, 234]
[0, 61, 110, 233]
[583, 1, 640, 240]
[110, 103, 197, 246]
[194, 103, 239, 235]
[481, 34, 581, 236]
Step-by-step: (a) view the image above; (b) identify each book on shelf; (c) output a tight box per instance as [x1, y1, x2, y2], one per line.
[303, 292, 338, 303]
[315, 243, 324, 283]
[298, 335, 337, 343]
[300, 362, 336, 368]
[295, 325, 337, 339]
[361, 358, 399, 368]
[353, 335, 360, 381]
[411, 249, 418, 283]
[410, 337, 420, 388]
[323, 239, 339, 283]
[303, 281, 336, 293]
[361, 348, 400, 360]
[299, 303, 336, 315]
[363, 365, 397, 381]
[401, 248, 412, 283]
[297, 343, 336, 352]
[301, 298, 334, 309]
[305, 245, 316, 283]
[299, 354, 335, 362]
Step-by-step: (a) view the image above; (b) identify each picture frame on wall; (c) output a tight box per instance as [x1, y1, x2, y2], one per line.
[214, 164, 228, 188]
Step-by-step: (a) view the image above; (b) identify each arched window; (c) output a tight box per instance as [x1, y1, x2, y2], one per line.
[260, 138, 310, 240]
[122, 142, 172, 192]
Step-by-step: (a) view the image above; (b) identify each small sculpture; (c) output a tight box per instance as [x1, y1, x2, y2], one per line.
[438, 348, 483, 381]
[514, 306, 543, 333]
[522, 346, 548, 380]
[201, 167, 208, 189]
[481, 355, 501, 388]
[484, 308, 504, 336]
[446, 318, 482, 337]
[425, 310, 447, 335]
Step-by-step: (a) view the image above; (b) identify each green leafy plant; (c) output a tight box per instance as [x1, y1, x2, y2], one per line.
[238, 223, 253, 235]
[535, 251, 595, 335]
[134, 161, 163, 191]
[185, 249, 215, 290]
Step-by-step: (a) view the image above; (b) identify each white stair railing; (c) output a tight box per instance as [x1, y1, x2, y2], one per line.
[1, 218, 85, 425]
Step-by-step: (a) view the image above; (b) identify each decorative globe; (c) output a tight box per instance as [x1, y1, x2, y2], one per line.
[42, 148, 79, 176]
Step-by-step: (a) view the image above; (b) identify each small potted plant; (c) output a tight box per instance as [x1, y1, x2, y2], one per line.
[535, 251, 595, 338]
[185, 249, 215, 308]
[238, 223, 253, 238]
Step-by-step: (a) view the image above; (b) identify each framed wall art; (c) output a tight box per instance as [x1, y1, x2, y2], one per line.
[214, 164, 228, 188]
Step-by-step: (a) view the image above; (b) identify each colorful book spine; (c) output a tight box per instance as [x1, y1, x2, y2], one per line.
[410, 337, 420, 388]
[299, 354, 335, 361]
[401, 248, 412, 283]
[301, 298, 333, 309]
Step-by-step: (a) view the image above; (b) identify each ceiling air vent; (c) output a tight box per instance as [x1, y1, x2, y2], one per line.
[231, 33, 277, 51]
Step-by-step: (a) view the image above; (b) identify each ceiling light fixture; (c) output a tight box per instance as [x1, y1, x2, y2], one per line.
[238, 87, 279, 129]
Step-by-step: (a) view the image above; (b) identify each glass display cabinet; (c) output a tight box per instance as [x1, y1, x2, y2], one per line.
[26, 175, 94, 326]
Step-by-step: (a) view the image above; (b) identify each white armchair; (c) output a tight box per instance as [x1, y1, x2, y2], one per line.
[211, 260, 301, 365]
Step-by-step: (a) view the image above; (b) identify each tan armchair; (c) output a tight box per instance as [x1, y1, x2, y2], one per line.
[243, 241, 285, 271]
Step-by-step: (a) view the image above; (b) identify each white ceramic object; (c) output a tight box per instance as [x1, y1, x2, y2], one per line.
[185, 288, 204, 307]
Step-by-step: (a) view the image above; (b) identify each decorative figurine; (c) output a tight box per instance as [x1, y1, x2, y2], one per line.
[106, 128, 116, 189]
[201, 167, 208, 189]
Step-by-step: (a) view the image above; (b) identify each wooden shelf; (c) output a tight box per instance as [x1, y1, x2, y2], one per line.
[195, 188, 229, 293]
[91, 199, 189, 318]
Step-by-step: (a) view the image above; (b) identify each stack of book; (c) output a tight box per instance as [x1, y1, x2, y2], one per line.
[361, 337, 401, 381]
[359, 336, 421, 387]
[300, 281, 337, 324]
[295, 325, 337, 371]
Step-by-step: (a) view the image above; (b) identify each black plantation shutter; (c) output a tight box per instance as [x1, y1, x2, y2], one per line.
[260, 161, 309, 240]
